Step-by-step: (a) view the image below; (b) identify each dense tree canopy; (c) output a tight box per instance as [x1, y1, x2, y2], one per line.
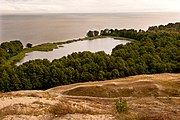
[148, 22, 180, 32]
[0, 23, 180, 92]
[0, 40, 23, 64]
[87, 30, 99, 37]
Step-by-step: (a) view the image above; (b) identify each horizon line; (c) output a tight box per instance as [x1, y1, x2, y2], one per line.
[1, 11, 180, 15]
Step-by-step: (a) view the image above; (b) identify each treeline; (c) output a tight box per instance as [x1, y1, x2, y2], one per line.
[148, 22, 180, 32]
[99, 28, 180, 41]
[0, 40, 23, 64]
[0, 23, 180, 92]
[87, 22, 180, 40]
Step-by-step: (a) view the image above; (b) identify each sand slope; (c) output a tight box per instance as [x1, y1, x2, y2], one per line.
[0, 73, 180, 120]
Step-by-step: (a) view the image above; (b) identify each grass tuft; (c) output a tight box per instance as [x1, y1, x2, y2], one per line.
[115, 98, 128, 113]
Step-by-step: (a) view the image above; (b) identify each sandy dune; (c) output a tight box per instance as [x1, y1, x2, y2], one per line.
[0, 73, 180, 120]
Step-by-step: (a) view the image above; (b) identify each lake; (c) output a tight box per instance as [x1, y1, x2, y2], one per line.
[17, 38, 129, 65]
[1, 12, 180, 45]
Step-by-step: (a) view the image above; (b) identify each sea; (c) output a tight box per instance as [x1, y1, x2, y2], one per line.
[1, 12, 180, 45]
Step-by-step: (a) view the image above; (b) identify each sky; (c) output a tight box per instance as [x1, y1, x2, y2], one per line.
[0, 0, 180, 14]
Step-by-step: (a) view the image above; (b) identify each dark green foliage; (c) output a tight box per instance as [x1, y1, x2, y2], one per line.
[26, 43, 32, 48]
[0, 23, 180, 92]
[0, 40, 23, 56]
[87, 30, 100, 37]
[0, 48, 8, 64]
[87, 30, 94, 37]
[94, 30, 99, 36]
[111, 69, 120, 79]
[148, 22, 180, 32]
[1, 70, 11, 92]
[0, 40, 23, 64]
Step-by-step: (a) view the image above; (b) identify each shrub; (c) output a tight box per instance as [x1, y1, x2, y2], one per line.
[26, 43, 32, 48]
[115, 98, 128, 113]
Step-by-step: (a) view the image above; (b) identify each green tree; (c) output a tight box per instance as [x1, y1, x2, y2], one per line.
[26, 43, 32, 48]
[0, 78, 5, 91]
[98, 70, 105, 80]
[87, 30, 94, 37]
[111, 69, 120, 79]
[1, 70, 10, 91]
[94, 30, 99, 36]
[81, 72, 94, 82]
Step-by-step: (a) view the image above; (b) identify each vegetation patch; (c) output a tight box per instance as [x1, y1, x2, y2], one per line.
[161, 88, 180, 97]
[64, 83, 159, 98]
[30, 43, 58, 52]
[115, 98, 128, 113]
[48, 100, 97, 116]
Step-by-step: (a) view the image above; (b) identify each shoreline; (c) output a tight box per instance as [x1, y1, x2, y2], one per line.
[4, 36, 133, 66]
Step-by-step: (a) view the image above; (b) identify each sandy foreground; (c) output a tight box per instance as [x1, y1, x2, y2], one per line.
[0, 73, 180, 120]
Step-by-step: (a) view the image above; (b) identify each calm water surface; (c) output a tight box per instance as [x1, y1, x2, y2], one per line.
[17, 38, 129, 65]
[1, 12, 180, 45]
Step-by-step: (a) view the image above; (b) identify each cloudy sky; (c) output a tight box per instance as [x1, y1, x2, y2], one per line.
[0, 0, 180, 14]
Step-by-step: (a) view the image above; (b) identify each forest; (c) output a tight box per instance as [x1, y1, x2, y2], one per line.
[0, 22, 180, 92]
